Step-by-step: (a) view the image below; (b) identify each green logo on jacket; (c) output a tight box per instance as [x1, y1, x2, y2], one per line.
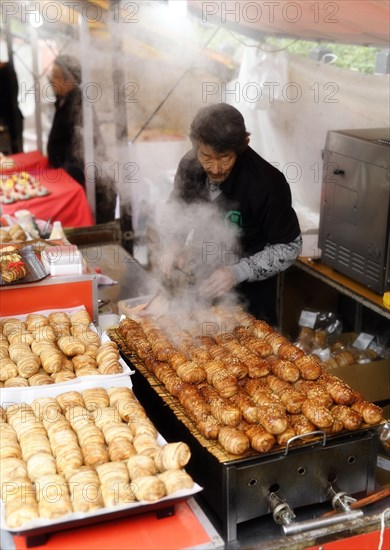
[225, 210, 243, 230]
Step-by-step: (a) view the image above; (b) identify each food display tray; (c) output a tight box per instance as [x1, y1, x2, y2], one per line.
[0, 377, 203, 547]
[0, 245, 49, 286]
[0, 307, 133, 393]
[109, 330, 381, 542]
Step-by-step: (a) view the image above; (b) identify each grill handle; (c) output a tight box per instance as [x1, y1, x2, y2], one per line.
[284, 431, 327, 456]
[282, 509, 363, 536]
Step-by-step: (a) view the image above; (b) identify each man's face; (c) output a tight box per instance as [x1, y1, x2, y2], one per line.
[197, 143, 237, 185]
[48, 63, 74, 98]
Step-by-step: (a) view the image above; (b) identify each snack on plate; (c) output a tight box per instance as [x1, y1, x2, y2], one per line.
[0, 172, 49, 204]
[0, 250, 27, 283]
[0, 224, 28, 244]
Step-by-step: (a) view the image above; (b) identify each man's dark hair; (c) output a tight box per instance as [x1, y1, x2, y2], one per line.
[190, 103, 250, 153]
[54, 55, 82, 85]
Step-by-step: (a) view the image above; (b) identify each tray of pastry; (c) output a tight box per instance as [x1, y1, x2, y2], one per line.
[0, 307, 133, 390]
[107, 307, 386, 463]
[0, 377, 202, 543]
[0, 244, 49, 285]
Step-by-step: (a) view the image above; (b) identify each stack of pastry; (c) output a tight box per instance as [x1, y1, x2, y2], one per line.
[117, 306, 384, 457]
[0, 386, 195, 529]
[0, 224, 27, 243]
[0, 249, 27, 283]
[0, 310, 124, 387]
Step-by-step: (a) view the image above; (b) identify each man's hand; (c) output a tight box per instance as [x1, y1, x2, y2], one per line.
[159, 242, 184, 277]
[199, 267, 235, 298]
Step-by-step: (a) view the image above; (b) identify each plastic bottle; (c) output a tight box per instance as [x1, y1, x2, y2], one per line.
[49, 221, 66, 240]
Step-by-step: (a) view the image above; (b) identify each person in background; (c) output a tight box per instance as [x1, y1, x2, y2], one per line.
[47, 55, 116, 224]
[160, 103, 302, 325]
[0, 61, 24, 153]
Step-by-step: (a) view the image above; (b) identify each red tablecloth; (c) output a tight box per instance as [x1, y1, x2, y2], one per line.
[13, 501, 212, 550]
[2, 167, 94, 228]
[0, 150, 49, 174]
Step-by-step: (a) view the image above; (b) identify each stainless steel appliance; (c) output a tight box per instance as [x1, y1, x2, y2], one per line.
[319, 128, 390, 294]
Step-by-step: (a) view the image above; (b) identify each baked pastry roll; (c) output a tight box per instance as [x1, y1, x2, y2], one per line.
[132, 475, 166, 502]
[4, 376, 29, 387]
[158, 469, 194, 494]
[72, 327, 100, 348]
[40, 346, 64, 374]
[92, 406, 122, 428]
[27, 451, 57, 481]
[331, 405, 363, 431]
[96, 461, 135, 506]
[31, 396, 62, 423]
[264, 375, 306, 414]
[351, 401, 383, 425]
[53, 370, 77, 383]
[19, 432, 52, 462]
[8, 330, 34, 345]
[82, 387, 110, 411]
[287, 413, 317, 435]
[202, 360, 239, 398]
[4, 486, 39, 528]
[154, 442, 191, 472]
[26, 313, 48, 330]
[35, 473, 73, 519]
[129, 418, 158, 438]
[248, 319, 274, 340]
[267, 357, 300, 383]
[0, 357, 18, 381]
[0, 424, 22, 459]
[0, 404, 6, 422]
[76, 366, 101, 377]
[208, 344, 248, 379]
[239, 421, 275, 453]
[72, 354, 97, 371]
[70, 309, 92, 327]
[28, 369, 54, 386]
[317, 373, 355, 406]
[68, 467, 104, 512]
[230, 390, 259, 424]
[3, 320, 26, 337]
[294, 355, 322, 380]
[277, 343, 304, 361]
[233, 326, 273, 358]
[108, 438, 137, 461]
[218, 426, 250, 455]
[301, 399, 334, 429]
[199, 383, 241, 426]
[294, 379, 333, 408]
[32, 324, 57, 342]
[127, 454, 158, 479]
[57, 335, 85, 356]
[276, 423, 296, 446]
[132, 433, 161, 457]
[56, 391, 85, 412]
[0, 457, 28, 490]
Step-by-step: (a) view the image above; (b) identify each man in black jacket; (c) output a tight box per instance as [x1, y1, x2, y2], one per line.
[47, 55, 116, 224]
[161, 103, 302, 324]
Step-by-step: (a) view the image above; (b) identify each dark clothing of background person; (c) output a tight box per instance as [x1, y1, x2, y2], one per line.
[47, 87, 85, 186]
[0, 62, 24, 153]
[47, 62, 116, 224]
[172, 146, 301, 324]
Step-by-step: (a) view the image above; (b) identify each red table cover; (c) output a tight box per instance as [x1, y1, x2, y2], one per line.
[13, 501, 211, 550]
[0, 151, 49, 174]
[2, 167, 94, 228]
